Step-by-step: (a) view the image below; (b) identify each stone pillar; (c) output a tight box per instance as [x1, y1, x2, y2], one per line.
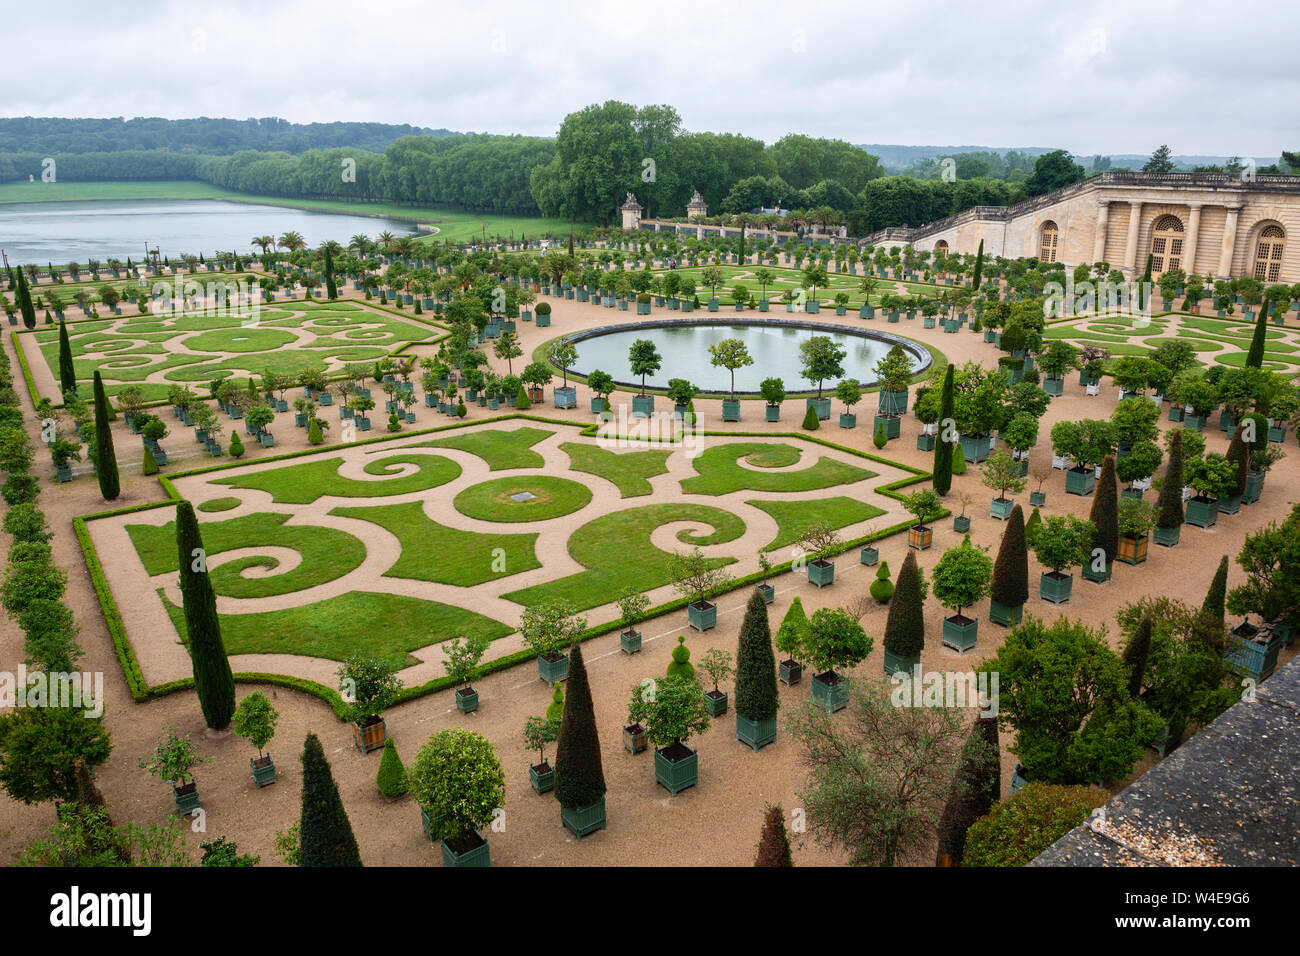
[1218, 204, 1242, 278]
[1092, 200, 1110, 264]
[1184, 203, 1202, 274]
[1123, 200, 1143, 272]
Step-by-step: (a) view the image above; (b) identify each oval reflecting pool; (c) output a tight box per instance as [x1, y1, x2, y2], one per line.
[566, 319, 931, 394]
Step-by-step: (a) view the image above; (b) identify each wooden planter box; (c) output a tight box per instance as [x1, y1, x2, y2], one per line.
[623, 723, 648, 754]
[908, 525, 933, 550]
[1081, 557, 1111, 583]
[989, 599, 1023, 627]
[560, 795, 607, 839]
[1040, 571, 1073, 604]
[941, 615, 979, 652]
[353, 717, 386, 753]
[704, 689, 728, 717]
[537, 652, 569, 686]
[455, 686, 479, 714]
[807, 559, 835, 588]
[529, 761, 555, 794]
[654, 746, 699, 795]
[779, 659, 802, 686]
[1043, 376, 1064, 396]
[250, 755, 277, 787]
[1116, 534, 1149, 565]
[1009, 764, 1030, 795]
[687, 600, 717, 632]
[810, 671, 849, 712]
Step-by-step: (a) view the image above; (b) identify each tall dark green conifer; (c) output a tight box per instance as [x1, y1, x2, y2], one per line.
[554, 643, 605, 810]
[57, 319, 77, 396]
[934, 712, 999, 865]
[1123, 616, 1153, 699]
[971, 240, 984, 291]
[299, 732, 363, 867]
[933, 363, 955, 495]
[91, 372, 119, 500]
[176, 500, 234, 728]
[1245, 300, 1269, 369]
[324, 246, 338, 300]
[734, 590, 778, 726]
[1088, 455, 1119, 570]
[1139, 254, 1153, 311]
[1225, 424, 1249, 497]
[755, 805, 794, 867]
[1156, 428, 1184, 531]
[17, 269, 36, 330]
[1200, 555, 1230, 628]
[990, 504, 1029, 613]
[883, 551, 925, 666]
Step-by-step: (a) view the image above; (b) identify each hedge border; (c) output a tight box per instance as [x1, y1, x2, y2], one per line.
[76, 412, 939, 717]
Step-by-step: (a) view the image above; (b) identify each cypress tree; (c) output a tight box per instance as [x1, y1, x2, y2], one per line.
[375, 738, 408, 798]
[91, 372, 119, 500]
[933, 363, 955, 494]
[57, 319, 77, 396]
[299, 732, 363, 867]
[554, 643, 605, 810]
[990, 504, 1029, 612]
[17, 269, 36, 329]
[1088, 455, 1119, 569]
[734, 590, 778, 724]
[754, 805, 794, 866]
[972, 239, 984, 291]
[883, 551, 925, 664]
[324, 246, 338, 300]
[1139, 253, 1153, 311]
[1225, 424, 1249, 497]
[934, 712, 999, 865]
[1199, 555, 1230, 629]
[1245, 300, 1269, 369]
[1156, 428, 1184, 530]
[175, 500, 235, 729]
[1122, 616, 1153, 699]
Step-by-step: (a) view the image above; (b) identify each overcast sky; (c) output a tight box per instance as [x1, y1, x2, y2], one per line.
[3, 0, 1293, 158]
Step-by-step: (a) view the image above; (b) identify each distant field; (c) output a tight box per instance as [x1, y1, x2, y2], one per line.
[0, 180, 582, 242]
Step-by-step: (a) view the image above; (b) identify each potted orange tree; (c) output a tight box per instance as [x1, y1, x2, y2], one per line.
[628, 673, 711, 795]
[232, 691, 279, 787]
[522, 715, 561, 794]
[519, 601, 586, 685]
[140, 727, 211, 816]
[904, 488, 942, 550]
[410, 728, 505, 867]
[804, 607, 871, 713]
[670, 547, 733, 633]
[699, 648, 735, 716]
[338, 656, 403, 754]
[932, 535, 993, 651]
[617, 587, 650, 654]
[444, 635, 489, 714]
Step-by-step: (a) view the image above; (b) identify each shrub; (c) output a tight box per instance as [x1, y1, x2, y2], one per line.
[307, 418, 323, 445]
[376, 738, 408, 798]
[775, 596, 809, 664]
[299, 732, 362, 866]
[951, 443, 967, 474]
[883, 551, 926, 659]
[990, 504, 1029, 610]
[801, 404, 820, 431]
[554, 644, 606, 809]
[755, 805, 794, 866]
[869, 560, 894, 603]
[666, 635, 695, 679]
[963, 783, 1108, 867]
[873, 422, 887, 448]
[142, 445, 159, 475]
[228, 432, 244, 459]
[515, 386, 530, 410]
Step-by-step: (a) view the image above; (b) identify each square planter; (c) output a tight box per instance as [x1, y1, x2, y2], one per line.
[756, 582, 775, 604]
[1227, 624, 1283, 682]
[173, 781, 201, 815]
[620, 629, 642, 654]
[735, 713, 777, 751]
[810, 672, 850, 713]
[440, 832, 491, 868]
[989, 600, 1023, 627]
[1040, 571, 1073, 604]
[455, 686, 479, 714]
[916, 432, 936, 451]
[860, 546, 879, 566]
[722, 399, 741, 422]
[883, 648, 920, 677]
[807, 559, 835, 588]
[1043, 377, 1064, 396]
[1029, 491, 1047, 507]
[687, 600, 717, 632]
[1243, 471, 1264, 504]
[941, 615, 979, 652]
[632, 395, 654, 417]
[353, 717, 387, 753]
[1081, 559, 1111, 584]
[623, 723, 648, 754]
[704, 689, 728, 717]
[989, 497, 1014, 520]
[1065, 467, 1096, 496]
[1152, 525, 1180, 547]
[908, 526, 933, 550]
[807, 397, 831, 420]
[654, 745, 699, 795]
[562, 794, 609, 838]
[765, 404, 780, 422]
[553, 386, 577, 409]
[1168, 405, 1185, 422]
[538, 652, 569, 686]
[872, 414, 901, 439]
[958, 434, 991, 464]
[878, 389, 908, 415]
[953, 514, 971, 532]
[529, 762, 555, 794]
[1116, 534, 1149, 566]
[1185, 496, 1218, 528]
[250, 755, 277, 787]
[779, 659, 803, 686]
[1218, 494, 1241, 516]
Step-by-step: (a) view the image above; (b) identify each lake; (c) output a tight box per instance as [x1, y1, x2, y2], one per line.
[0, 199, 421, 265]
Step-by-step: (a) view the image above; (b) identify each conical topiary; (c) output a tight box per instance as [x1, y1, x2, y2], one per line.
[142, 444, 159, 475]
[545, 683, 564, 722]
[775, 596, 808, 665]
[951, 442, 967, 475]
[883, 551, 925, 663]
[307, 418, 323, 445]
[92, 371, 119, 501]
[754, 805, 794, 866]
[801, 403, 820, 430]
[666, 635, 694, 679]
[176, 500, 234, 729]
[554, 644, 606, 810]
[990, 504, 1029, 612]
[869, 560, 894, 603]
[934, 712, 999, 865]
[1225, 424, 1248, 498]
[933, 364, 955, 494]
[1200, 554, 1229, 628]
[1156, 428, 1184, 531]
[734, 590, 777, 723]
[376, 738, 408, 798]
[1245, 300, 1269, 369]
[1122, 616, 1153, 699]
[516, 386, 530, 410]
[300, 732, 362, 867]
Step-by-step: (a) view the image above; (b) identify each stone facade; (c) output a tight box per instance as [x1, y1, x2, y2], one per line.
[686, 189, 708, 219]
[865, 172, 1300, 283]
[620, 193, 643, 231]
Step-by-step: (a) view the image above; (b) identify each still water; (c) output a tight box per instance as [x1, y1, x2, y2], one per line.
[571, 321, 928, 394]
[0, 199, 419, 265]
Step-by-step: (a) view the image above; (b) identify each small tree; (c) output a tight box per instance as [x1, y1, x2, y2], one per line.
[617, 587, 650, 636]
[803, 607, 872, 680]
[518, 602, 587, 660]
[523, 715, 562, 771]
[903, 488, 942, 530]
[628, 338, 663, 396]
[443, 635, 489, 693]
[1032, 515, 1095, 576]
[668, 547, 734, 609]
[799, 335, 847, 399]
[836, 378, 862, 418]
[140, 727, 211, 787]
[932, 537, 993, 623]
[981, 450, 1028, 503]
[963, 783, 1109, 866]
[934, 712, 1000, 865]
[408, 728, 505, 846]
[708, 338, 754, 401]
[232, 692, 278, 759]
[627, 673, 711, 751]
[336, 655, 403, 726]
[699, 648, 735, 694]
[554, 644, 606, 810]
[1185, 453, 1236, 501]
[1088, 455, 1120, 570]
[776, 596, 809, 667]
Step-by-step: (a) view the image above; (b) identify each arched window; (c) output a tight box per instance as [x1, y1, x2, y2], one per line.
[1038, 222, 1058, 263]
[1149, 215, 1184, 275]
[1254, 224, 1285, 282]
[934, 240, 949, 254]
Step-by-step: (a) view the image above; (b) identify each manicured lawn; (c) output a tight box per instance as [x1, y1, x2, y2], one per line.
[332, 500, 541, 586]
[213, 451, 461, 503]
[681, 442, 875, 495]
[126, 512, 367, 599]
[559, 441, 671, 497]
[161, 589, 512, 667]
[501, 503, 745, 611]
[416, 426, 553, 470]
[747, 497, 886, 552]
[197, 496, 241, 512]
[453, 476, 592, 522]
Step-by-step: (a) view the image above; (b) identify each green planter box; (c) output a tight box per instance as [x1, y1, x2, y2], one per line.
[807, 397, 831, 420]
[1081, 559, 1111, 584]
[765, 404, 780, 422]
[989, 497, 1015, 520]
[941, 615, 979, 651]
[632, 395, 654, 417]
[173, 782, 201, 815]
[535, 313, 550, 327]
[1043, 377, 1064, 396]
[959, 434, 991, 464]
[916, 432, 936, 451]
[839, 412, 856, 429]
[810, 672, 850, 713]
[1065, 467, 1096, 496]
[860, 546, 879, 566]
[735, 713, 777, 752]
[1029, 491, 1046, 507]
[1010, 764, 1030, 795]
[538, 653, 569, 685]
[923, 317, 936, 329]
[1243, 471, 1264, 504]
[455, 687, 479, 714]
[704, 689, 728, 717]
[953, 515, 971, 532]
[620, 629, 642, 654]
[636, 301, 651, 314]
[1168, 405, 1185, 422]
[1040, 571, 1073, 604]
[1218, 494, 1241, 515]
[779, 659, 802, 685]
[883, 648, 919, 677]
[989, 600, 1023, 627]
[687, 600, 717, 632]
[529, 762, 555, 794]
[560, 795, 609, 839]
[1185, 496, 1218, 528]
[807, 559, 835, 588]
[655, 747, 699, 795]
[250, 756, 277, 787]
[721, 399, 741, 422]
[878, 389, 908, 415]
[440, 833, 491, 868]
[1227, 625, 1284, 681]
[1152, 525, 1180, 547]
[872, 414, 901, 439]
